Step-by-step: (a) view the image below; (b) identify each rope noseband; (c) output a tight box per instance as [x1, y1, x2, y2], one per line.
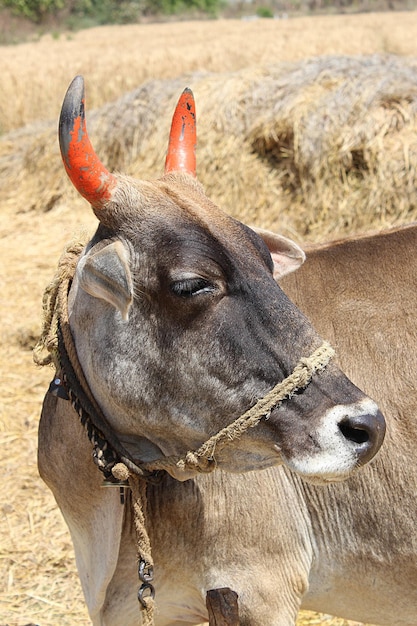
[143, 341, 335, 476]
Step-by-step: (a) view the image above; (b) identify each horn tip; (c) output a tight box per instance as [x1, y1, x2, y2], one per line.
[66, 75, 85, 101]
[181, 87, 195, 108]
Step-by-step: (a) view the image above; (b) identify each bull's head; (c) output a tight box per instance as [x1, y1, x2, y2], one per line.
[59, 76, 385, 482]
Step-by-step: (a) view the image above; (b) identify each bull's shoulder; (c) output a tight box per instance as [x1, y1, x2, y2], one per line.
[302, 221, 417, 256]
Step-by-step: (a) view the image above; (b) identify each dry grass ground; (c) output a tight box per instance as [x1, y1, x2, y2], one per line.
[1, 11, 416, 626]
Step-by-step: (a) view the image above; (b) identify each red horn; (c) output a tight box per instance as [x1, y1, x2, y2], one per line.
[165, 88, 197, 176]
[59, 76, 117, 208]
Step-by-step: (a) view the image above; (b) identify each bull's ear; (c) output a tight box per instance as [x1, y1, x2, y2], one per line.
[77, 241, 133, 320]
[254, 228, 306, 280]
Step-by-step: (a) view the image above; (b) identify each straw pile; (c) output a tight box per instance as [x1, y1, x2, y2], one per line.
[2, 46, 415, 626]
[2, 54, 417, 244]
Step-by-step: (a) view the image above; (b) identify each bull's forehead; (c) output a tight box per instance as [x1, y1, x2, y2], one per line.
[99, 172, 273, 273]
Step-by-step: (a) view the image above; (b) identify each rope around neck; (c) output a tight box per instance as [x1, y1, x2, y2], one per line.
[34, 240, 158, 624]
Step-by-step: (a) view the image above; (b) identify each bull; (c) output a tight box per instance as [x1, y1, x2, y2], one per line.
[37, 77, 388, 625]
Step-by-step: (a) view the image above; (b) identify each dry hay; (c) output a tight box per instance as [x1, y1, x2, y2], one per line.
[2, 53, 417, 243]
[1, 51, 411, 626]
[0, 204, 96, 625]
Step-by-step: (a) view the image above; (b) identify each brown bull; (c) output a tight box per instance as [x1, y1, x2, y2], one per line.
[37, 77, 387, 625]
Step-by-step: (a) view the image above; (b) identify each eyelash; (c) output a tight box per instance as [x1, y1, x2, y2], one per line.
[171, 277, 217, 298]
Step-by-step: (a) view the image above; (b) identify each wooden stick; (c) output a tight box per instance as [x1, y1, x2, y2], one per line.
[206, 587, 240, 626]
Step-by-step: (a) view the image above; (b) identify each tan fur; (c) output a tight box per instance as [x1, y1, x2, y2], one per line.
[282, 222, 417, 425]
[281, 222, 417, 625]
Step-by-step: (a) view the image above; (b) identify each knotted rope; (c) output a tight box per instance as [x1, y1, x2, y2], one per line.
[33, 240, 85, 369]
[34, 241, 335, 626]
[109, 464, 155, 624]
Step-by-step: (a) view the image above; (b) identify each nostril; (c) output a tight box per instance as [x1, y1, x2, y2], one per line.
[339, 418, 370, 445]
[338, 409, 386, 465]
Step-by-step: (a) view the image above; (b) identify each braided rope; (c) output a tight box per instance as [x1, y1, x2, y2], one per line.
[33, 240, 85, 369]
[129, 476, 155, 625]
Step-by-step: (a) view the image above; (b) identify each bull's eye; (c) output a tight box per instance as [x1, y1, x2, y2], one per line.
[171, 277, 216, 298]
